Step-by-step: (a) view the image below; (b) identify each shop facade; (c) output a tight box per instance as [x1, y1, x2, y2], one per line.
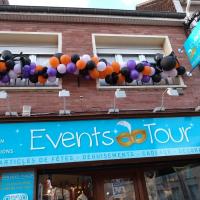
[0, 114, 200, 200]
[0, 4, 200, 200]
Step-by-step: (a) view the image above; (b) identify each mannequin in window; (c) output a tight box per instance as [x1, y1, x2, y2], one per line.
[77, 191, 88, 200]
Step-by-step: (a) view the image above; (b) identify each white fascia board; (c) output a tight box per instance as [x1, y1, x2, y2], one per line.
[0, 12, 184, 26]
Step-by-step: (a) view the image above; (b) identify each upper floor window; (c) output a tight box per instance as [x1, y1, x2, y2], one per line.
[0, 31, 62, 89]
[92, 34, 186, 89]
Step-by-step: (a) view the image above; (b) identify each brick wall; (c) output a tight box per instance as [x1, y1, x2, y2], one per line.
[136, 0, 176, 12]
[0, 20, 197, 116]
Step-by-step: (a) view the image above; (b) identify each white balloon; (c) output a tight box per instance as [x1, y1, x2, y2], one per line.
[8, 70, 17, 79]
[57, 64, 66, 74]
[120, 61, 127, 68]
[97, 61, 106, 72]
[168, 69, 178, 77]
[149, 67, 156, 76]
[137, 73, 143, 81]
[13, 64, 21, 74]
[81, 54, 91, 63]
[161, 71, 169, 79]
[48, 76, 57, 82]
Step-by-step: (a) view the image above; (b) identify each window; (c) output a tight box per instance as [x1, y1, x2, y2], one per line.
[0, 31, 62, 89]
[144, 164, 200, 200]
[92, 34, 186, 89]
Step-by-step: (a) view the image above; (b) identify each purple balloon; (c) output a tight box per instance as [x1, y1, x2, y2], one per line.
[141, 75, 151, 83]
[142, 61, 151, 66]
[66, 62, 76, 74]
[30, 69, 35, 75]
[127, 60, 136, 71]
[1, 75, 10, 83]
[47, 67, 57, 77]
[30, 62, 36, 70]
[84, 75, 91, 80]
[130, 70, 139, 80]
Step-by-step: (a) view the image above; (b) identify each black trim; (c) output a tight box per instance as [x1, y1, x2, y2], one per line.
[0, 5, 186, 19]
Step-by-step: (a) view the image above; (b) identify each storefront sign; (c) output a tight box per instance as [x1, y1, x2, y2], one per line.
[0, 171, 34, 200]
[184, 20, 200, 68]
[0, 116, 200, 167]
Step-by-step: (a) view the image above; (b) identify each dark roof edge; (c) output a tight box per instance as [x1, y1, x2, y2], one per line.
[0, 5, 186, 19]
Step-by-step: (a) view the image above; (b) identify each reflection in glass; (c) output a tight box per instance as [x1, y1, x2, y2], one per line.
[38, 174, 93, 200]
[104, 178, 136, 200]
[145, 164, 200, 200]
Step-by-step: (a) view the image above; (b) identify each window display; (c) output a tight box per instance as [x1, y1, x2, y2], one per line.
[145, 164, 200, 200]
[38, 174, 93, 200]
[104, 178, 136, 200]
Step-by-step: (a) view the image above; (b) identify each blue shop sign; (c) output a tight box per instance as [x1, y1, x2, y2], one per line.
[0, 116, 200, 167]
[184, 20, 200, 68]
[0, 171, 34, 200]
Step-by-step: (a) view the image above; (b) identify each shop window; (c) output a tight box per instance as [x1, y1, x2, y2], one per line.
[144, 164, 200, 200]
[92, 34, 186, 89]
[38, 174, 93, 200]
[0, 31, 62, 89]
[104, 178, 136, 200]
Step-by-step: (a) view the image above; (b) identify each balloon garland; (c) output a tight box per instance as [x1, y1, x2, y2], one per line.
[0, 50, 186, 85]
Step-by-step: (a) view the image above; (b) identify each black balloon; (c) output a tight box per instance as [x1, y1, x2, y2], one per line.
[56, 71, 64, 78]
[54, 53, 64, 60]
[105, 75, 112, 84]
[43, 73, 48, 79]
[120, 67, 130, 76]
[29, 74, 38, 83]
[42, 67, 48, 74]
[160, 56, 176, 71]
[1, 50, 13, 61]
[135, 63, 145, 72]
[154, 53, 163, 65]
[5, 59, 15, 70]
[79, 68, 89, 76]
[86, 60, 96, 70]
[21, 57, 31, 66]
[99, 58, 107, 65]
[71, 54, 80, 64]
[177, 66, 186, 75]
[125, 75, 133, 83]
[152, 74, 162, 83]
[111, 72, 118, 85]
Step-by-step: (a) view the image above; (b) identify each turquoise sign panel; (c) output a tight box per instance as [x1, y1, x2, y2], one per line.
[0, 116, 199, 167]
[184, 20, 200, 68]
[0, 171, 34, 200]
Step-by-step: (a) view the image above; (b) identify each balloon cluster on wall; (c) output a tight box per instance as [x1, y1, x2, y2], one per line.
[0, 50, 186, 85]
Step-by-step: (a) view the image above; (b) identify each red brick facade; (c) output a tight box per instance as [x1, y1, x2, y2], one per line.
[0, 20, 196, 116]
[136, 0, 176, 12]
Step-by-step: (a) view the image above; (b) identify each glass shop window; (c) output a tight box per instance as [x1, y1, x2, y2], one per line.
[144, 163, 200, 200]
[38, 174, 93, 200]
[104, 178, 136, 200]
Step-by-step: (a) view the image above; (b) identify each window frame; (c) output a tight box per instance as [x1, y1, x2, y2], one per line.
[92, 33, 187, 90]
[0, 31, 62, 90]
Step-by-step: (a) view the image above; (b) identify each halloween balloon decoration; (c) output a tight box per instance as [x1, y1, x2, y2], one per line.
[0, 50, 186, 85]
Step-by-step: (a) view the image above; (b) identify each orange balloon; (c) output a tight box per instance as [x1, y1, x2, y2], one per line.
[89, 69, 99, 79]
[99, 70, 107, 79]
[60, 54, 71, 65]
[91, 55, 99, 64]
[38, 75, 47, 84]
[105, 66, 113, 75]
[112, 61, 120, 73]
[49, 56, 60, 68]
[0, 62, 6, 72]
[76, 60, 86, 70]
[36, 65, 43, 72]
[117, 73, 125, 84]
[142, 66, 152, 76]
[175, 61, 180, 69]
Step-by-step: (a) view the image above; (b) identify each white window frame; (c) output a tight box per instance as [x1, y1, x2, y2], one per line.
[92, 33, 187, 89]
[0, 31, 63, 90]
